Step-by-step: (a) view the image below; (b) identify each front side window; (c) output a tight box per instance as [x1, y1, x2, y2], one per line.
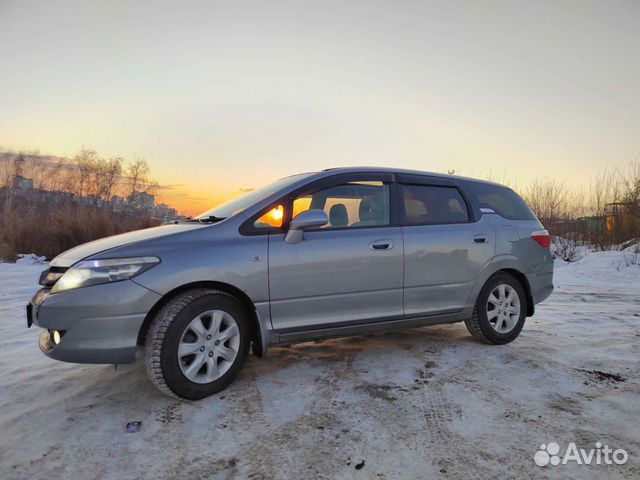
[293, 181, 390, 229]
[253, 204, 284, 228]
[401, 184, 469, 225]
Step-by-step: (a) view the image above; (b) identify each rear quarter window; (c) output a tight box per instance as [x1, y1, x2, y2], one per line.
[465, 182, 536, 220]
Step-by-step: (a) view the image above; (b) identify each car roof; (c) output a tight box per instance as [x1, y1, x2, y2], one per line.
[317, 166, 503, 187]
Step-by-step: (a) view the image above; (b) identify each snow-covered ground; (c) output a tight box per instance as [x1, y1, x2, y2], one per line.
[0, 252, 638, 479]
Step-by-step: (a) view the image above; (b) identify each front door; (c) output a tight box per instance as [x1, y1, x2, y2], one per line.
[268, 176, 403, 333]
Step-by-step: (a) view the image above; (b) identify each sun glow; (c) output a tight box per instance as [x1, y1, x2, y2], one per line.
[257, 205, 284, 227]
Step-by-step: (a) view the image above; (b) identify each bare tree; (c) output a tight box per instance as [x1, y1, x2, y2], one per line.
[126, 158, 149, 198]
[553, 233, 582, 262]
[617, 159, 640, 244]
[73, 148, 99, 197]
[40, 160, 65, 192]
[621, 159, 640, 211]
[10, 154, 25, 188]
[94, 156, 123, 200]
[145, 180, 160, 197]
[17, 153, 65, 192]
[0, 152, 16, 188]
[522, 178, 568, 225]
[587, 167, 625, 249]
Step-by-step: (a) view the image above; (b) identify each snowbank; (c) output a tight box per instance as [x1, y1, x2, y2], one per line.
[554, 250, 640, 289]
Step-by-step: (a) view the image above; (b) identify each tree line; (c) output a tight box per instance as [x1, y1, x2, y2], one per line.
[0, 147, 159, 201]
[0, 148, 165, 261]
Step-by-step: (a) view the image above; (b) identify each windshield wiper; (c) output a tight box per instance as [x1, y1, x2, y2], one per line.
[192, 215, 226, 224]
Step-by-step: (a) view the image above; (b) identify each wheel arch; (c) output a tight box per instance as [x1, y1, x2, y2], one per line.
[494, 268, 534, 317]
[469, 256, 535, 317]
[137, 281, 268, 357]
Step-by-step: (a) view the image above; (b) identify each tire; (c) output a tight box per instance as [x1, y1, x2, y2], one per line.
[145, 289, 251, 400]
[464, 273, 527, 345]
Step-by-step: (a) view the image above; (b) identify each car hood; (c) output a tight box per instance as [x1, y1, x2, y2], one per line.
[50, 223, 209, 268]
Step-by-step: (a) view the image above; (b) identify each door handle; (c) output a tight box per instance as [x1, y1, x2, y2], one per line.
[369, 239, 394, 250]
[473, 234, 488, 244]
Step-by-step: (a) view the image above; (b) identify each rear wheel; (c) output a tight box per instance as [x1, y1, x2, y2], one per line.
[464, 273, 527, 345]
[145, 289, 250, 400]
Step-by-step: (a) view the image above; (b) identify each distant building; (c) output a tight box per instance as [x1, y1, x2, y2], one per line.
[14, 176, 34, 190]
[577, 216, 606, 230]
[129, 191, 155, 209]
[85, 194, 104, 207]
[155, 203, 178, 221]
[604, 202, 636, 217]
[43, 190, 74, 203]
[2, 172, 180, 222]
[110, 195, 125, 211]
[604, 202, 639, 234]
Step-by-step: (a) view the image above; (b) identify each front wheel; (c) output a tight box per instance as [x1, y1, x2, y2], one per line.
[464, 273, 527, 345]
[145, 289, 250, 400]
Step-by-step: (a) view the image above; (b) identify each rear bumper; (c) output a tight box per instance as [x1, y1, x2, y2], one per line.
[529, 270, 554, 305]
[30, 280, 161, 364]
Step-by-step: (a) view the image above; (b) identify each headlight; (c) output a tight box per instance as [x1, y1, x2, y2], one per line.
[51, 257, 160, 294]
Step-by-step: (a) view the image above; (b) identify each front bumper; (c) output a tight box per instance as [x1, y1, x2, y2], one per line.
[29, 280, 161, 364]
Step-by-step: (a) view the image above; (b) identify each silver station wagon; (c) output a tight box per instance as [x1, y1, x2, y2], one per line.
[28, 167, 554, 399]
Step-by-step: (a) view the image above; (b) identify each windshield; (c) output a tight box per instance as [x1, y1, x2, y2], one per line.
[195, 172, 316, 220]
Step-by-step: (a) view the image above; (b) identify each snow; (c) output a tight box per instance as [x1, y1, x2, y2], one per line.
[554, 249, 640, 289]
[0, 252, 638, 479]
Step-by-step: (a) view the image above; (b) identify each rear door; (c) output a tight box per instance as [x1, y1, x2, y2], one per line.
[398, 176, 495, 317]
[267, 174, 404, 333]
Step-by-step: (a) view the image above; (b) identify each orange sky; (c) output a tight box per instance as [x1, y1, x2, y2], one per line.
[158, 186, 243, 217]
[1, 1, 639, 216]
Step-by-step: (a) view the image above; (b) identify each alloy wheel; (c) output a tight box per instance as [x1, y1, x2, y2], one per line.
[178, 310, 240, 384]
[486, 284, 521, 333]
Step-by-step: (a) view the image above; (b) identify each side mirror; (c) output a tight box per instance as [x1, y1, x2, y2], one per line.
[284, 209, 328, 244]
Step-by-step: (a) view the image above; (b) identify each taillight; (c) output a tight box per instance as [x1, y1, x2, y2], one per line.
[531, 229, 551, 249]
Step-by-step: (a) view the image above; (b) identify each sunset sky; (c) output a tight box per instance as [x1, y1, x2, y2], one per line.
[1, 0, 639, 215]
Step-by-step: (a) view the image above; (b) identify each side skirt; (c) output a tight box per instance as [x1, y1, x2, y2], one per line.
[272, 310, 465, 346]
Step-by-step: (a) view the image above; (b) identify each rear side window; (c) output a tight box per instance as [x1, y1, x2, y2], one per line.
[465, 182, 536, 220]
[400, 184, 469, 225]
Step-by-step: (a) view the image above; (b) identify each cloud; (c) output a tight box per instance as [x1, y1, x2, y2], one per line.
[163, 190, 212, 202]
[153, 183, 183, 192]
